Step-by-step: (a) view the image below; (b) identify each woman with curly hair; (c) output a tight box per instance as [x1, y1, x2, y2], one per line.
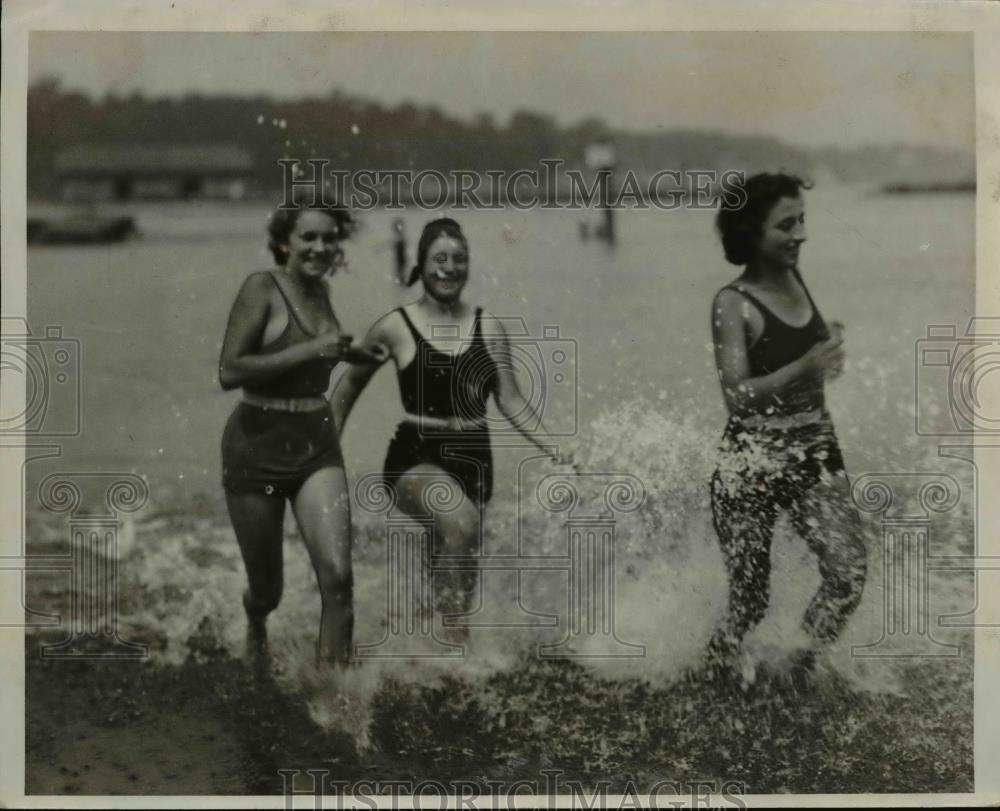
[707, 172, 867, 683]
[219, 199, 380, 667]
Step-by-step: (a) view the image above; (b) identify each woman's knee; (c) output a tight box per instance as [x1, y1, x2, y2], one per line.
[436, 505, 480, 544]
[396, 468, 467, 516]
[314, 561, 354, 604]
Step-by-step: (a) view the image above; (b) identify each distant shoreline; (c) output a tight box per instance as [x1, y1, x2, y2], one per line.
[881, 179, 975, 194]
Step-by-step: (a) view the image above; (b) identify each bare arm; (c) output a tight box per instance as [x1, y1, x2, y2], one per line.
[330, 313, 394, 432]
[485, 314, 564, 461]
[712, 288, 842, 417]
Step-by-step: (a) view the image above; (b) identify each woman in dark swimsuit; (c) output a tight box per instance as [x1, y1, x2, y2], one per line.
[332, 218, 565, 629]
[219, 200, 379, 667]
[708, 173, 866, 682]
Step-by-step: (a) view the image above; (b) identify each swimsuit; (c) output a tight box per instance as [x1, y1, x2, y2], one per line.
[713, 268, 843, 489]
[708, 270, 865, 656]
[738, 269, 830, 414]
[221, 271, 344, 498]
[382, 306, 498, 505]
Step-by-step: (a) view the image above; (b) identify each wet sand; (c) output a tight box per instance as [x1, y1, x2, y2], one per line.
[25, 620, 973, 795]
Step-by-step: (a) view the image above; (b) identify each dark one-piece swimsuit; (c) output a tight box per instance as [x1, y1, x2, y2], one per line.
[382, 306, 498, 505]
[221, 271, 344, 498]
[712, 267, 845, 502]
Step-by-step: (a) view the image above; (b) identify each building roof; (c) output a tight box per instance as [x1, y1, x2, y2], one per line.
[55, 143, 254, 177]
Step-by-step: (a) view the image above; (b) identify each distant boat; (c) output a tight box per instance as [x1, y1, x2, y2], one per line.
[881, 179, 975, 194]
[27, 214, 138, 245]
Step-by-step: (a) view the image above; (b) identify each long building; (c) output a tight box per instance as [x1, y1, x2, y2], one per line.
[54, 143, 253, 201]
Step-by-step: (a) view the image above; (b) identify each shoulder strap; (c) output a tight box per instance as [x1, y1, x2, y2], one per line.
[721, 284, 772, 323]
[397, 306, 424, 343]
[791, 267, 821, 314]
[269, 271, 312, 335]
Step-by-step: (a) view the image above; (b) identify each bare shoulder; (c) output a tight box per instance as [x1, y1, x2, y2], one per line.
[367, 307, 408, 346]
[478, 309, 509, 340]
[713, 285, 758, 324]
[230, 271, 276, 313]
[712, 285, 746, 312]
[237, 269, 276, 298]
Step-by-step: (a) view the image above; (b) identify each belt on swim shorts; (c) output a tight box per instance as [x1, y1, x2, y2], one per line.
[243, 392, 329, 412]
[736, 407, 828, 431]
[401, 412, 488, 432]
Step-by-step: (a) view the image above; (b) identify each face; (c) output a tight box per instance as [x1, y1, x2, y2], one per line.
[754, 194, 806, 271]
[284, 210, 342, 279]
[421, 233, 469, 302]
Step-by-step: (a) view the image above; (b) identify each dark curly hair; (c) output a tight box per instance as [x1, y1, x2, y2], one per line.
[716, 172, 812, 266]
[267, 193, 355, 266]
[407, 218, 469, 286]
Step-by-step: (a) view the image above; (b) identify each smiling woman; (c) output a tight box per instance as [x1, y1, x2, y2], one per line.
[332, 217, 572, 635]
[217, 199, 382, 670]
[706, 173, 867, 686]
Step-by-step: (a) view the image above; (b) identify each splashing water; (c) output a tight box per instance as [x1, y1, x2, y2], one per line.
[22, 190, 975, 789]
[28, 391, 967, 762]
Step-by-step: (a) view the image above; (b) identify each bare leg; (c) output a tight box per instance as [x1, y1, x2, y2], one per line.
[292, 466, 354, 666]
[395, 464, 481, 638]
[225, 491, 286, 658]
[789, 470, 867, 646]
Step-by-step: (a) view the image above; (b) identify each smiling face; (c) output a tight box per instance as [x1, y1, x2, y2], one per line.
[420, 233, 469, 303]
[284, 210, 342, 280]
[754, 194, 806, 272]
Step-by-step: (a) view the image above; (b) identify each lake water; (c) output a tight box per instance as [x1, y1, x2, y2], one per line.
[23, 187, 977, 703]
[26, 187, 974, 501]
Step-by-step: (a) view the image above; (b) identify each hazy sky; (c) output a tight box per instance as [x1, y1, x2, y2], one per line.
[29, 31, 974, 152]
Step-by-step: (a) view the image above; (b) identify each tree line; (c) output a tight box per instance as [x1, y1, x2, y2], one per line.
[27, 77, 969, 199]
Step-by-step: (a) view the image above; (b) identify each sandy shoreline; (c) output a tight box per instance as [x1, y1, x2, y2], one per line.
[25, 630, 974, 796]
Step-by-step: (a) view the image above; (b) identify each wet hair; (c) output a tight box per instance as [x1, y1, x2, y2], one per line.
[715, 172, 812, 266]
[267, 193, 355, 266]
[407, 218, 469, 286]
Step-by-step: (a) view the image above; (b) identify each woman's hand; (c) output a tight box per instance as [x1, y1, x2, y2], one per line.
[825, 321, 846, 380]
[801, 325, 845, 381]
[342, 342, 390, 365]
[313, 331, 355, 361]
